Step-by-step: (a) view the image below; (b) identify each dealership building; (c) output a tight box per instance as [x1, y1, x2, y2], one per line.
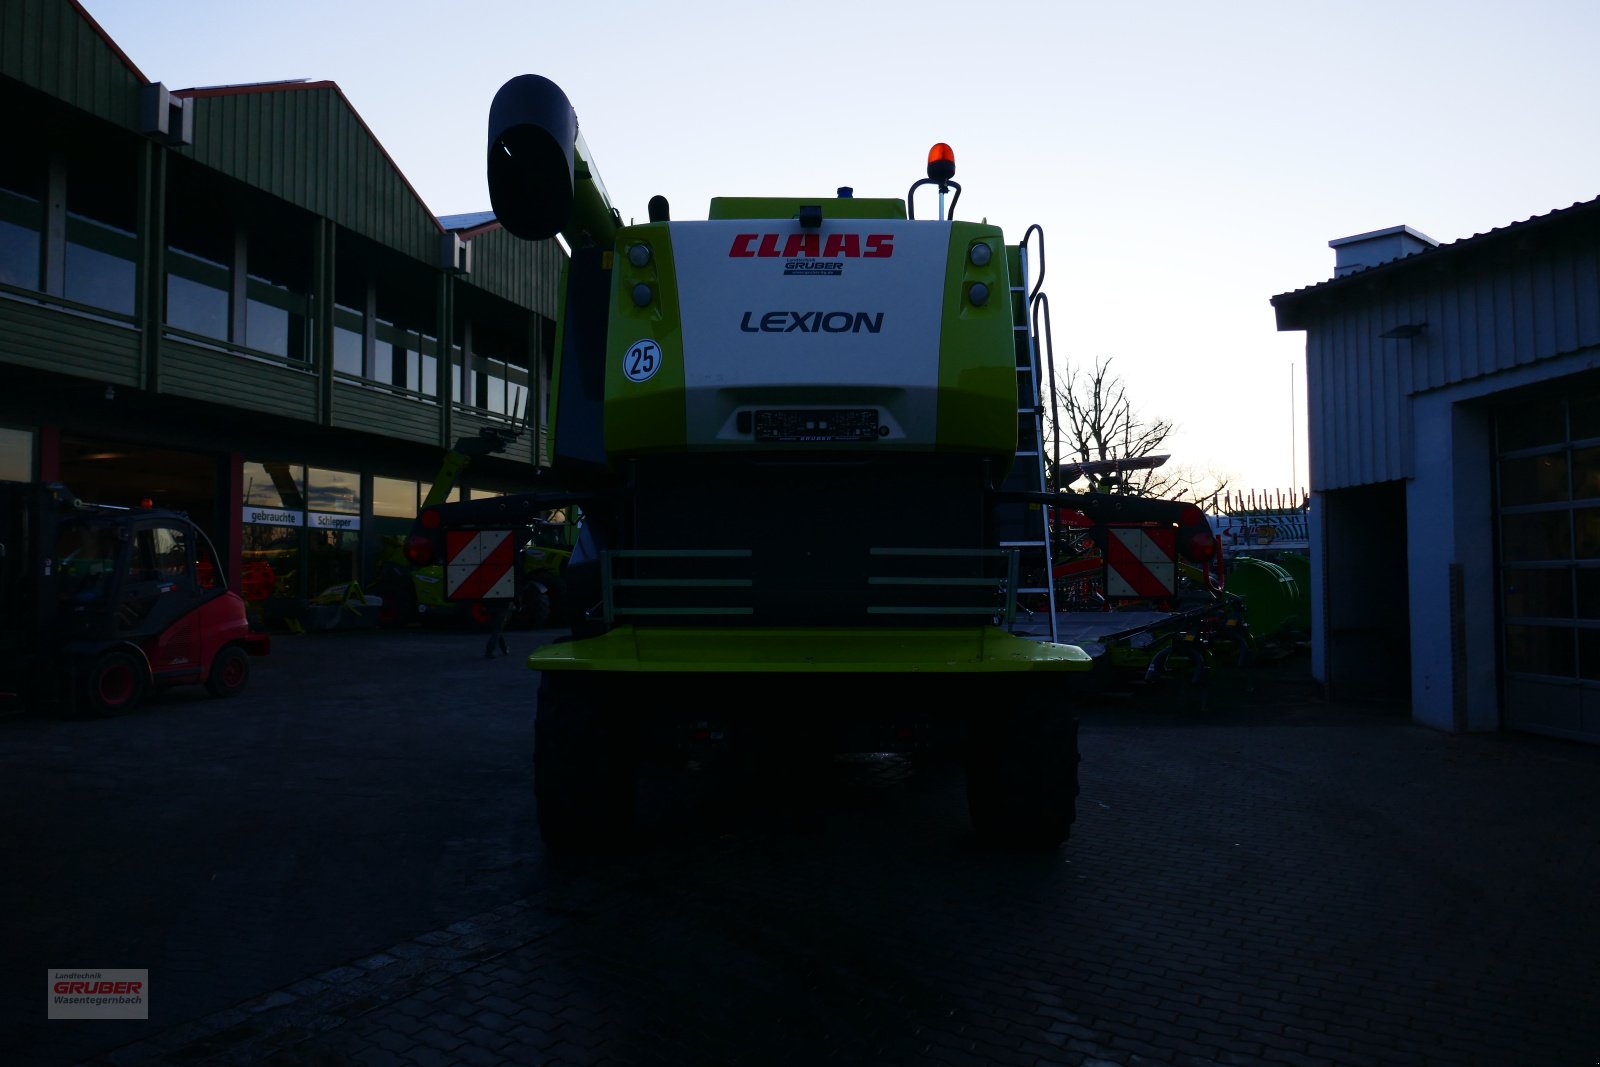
[0, 0, 562, 625]
[1275, 198, 1600, 744]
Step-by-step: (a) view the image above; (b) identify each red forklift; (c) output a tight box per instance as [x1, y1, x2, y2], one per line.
[0, 481, 269, 714]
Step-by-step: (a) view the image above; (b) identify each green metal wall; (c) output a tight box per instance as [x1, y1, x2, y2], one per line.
[466, 225, 562, 321]
[0, 0, 144, 131]
[177, 85, 442, 266]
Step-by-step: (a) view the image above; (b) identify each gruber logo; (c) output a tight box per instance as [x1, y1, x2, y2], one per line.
[53, 981, 143, 996]
[729, 233, 894, 259]
[739, 311, 885, 334]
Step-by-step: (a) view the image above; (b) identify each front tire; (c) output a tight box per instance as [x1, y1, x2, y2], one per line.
[534, 672, 637, 851]
[205, 645, 251, 698]
[80, 649, 147, 715]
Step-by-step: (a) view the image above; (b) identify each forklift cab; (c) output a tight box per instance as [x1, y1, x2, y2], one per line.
[56, 511, 226, 642]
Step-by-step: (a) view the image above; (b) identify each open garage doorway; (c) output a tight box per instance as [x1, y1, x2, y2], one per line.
[57, 437, 226, 547]
[1320, 480, 1412, 704]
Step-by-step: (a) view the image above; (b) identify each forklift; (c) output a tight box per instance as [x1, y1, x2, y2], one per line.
[0, 481, 269, 714]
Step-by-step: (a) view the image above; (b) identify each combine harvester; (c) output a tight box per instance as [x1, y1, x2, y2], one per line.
[408, 73, 1301, 848]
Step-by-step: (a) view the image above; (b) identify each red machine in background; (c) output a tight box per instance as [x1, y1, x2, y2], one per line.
[1045, 457, 1224, 613]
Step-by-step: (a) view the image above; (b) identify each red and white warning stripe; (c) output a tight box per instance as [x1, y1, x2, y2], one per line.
[1104, 526, 1177, 599]
[445, 529, 516, 601]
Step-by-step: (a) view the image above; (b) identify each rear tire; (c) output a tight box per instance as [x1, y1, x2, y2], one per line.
[80, 650, 147, 715]
[966, 704, 1079, 848]
[534, 672, 637, 851]
[205, 645, 251, 698]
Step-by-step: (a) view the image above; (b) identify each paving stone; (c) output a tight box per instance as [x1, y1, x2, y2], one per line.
[3, 646, 1594, 1067]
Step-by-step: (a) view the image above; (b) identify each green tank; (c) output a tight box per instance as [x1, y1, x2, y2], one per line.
[1224, 556, 1302, 641]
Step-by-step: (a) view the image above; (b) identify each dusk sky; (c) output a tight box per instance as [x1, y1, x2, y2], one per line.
[81, 0, 1600, 494]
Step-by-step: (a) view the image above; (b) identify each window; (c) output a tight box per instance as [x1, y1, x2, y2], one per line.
[167, 247, 231, 340]
[64, 166, 137, 316]
[245, 272, 309, 359]
[243, 461, 306, 510]
[374, 291, 438, 398]
[242, 461, 306, 617]
[243, 229, 310, 360]
[456, 316, 530, 420]
[307, 468, 360, 515]
[0, 155, 42, 291]
[0, 426, 33, 481]
[333, 303, 364, 377]
[372, 477, 420, 518]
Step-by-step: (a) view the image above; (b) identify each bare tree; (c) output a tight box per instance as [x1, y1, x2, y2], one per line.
[1044, 356, 1229, 509]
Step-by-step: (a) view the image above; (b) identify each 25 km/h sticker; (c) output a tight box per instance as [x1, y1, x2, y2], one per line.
[623, 339, 662, 383]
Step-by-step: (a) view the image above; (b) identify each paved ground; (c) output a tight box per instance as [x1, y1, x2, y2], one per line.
[3, 628, 1599, 1066]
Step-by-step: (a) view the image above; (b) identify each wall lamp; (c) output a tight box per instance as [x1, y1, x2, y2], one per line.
[1379, 322, 1427, 339]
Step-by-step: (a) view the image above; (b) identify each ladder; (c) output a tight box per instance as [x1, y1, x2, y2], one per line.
[997, 224, 1059, 643]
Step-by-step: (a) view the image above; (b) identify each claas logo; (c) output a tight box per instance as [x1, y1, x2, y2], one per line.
[729, 233, 894, 259]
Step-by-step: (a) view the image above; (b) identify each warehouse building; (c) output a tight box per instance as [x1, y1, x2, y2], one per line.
[1273, 198, 1600, 743]
[0, 0, 561, 627]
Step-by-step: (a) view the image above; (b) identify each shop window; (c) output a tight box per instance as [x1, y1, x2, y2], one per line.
[372, 476, 421, 519]
[240, 461, 305, 623]
[243, 461, 306, 510]
[307, 468, 360, 515]
[0, 426, 33, 481]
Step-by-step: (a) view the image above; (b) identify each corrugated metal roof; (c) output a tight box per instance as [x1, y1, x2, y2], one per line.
[438, 211, 498, 233]
[1273, 195, 1600, 311]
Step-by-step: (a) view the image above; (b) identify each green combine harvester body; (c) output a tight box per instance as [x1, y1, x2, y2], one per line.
[415, 75, 1096, 849]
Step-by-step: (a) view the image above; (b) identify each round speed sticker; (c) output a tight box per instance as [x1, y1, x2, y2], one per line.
[623, 339, 662, 383]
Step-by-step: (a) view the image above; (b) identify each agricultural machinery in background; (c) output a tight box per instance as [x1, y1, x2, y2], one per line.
[370, 428, 577, 629]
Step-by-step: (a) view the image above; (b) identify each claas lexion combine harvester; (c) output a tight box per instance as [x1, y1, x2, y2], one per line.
[407, 74, 1234, 850]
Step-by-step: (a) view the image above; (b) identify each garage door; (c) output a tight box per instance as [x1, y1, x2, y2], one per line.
[1497, 386, 1600, 742]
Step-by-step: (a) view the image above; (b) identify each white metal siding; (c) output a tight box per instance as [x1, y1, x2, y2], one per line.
[1300, 232, 1600, 492]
